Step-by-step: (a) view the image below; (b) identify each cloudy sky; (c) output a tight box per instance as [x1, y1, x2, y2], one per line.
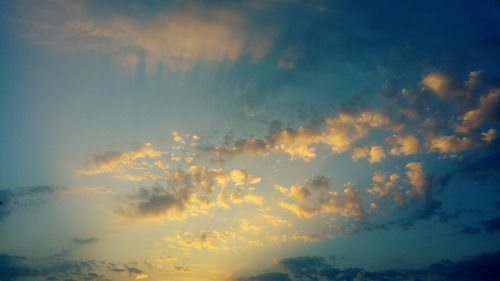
[1, 1, 500, 280]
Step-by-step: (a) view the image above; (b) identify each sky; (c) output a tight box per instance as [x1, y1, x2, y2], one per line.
[1, 0, 500, 280]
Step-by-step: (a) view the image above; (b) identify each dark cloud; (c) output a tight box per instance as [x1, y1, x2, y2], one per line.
[124, 264, 147, 279]
[173, 265, 190, 272]
[455, 151, 500, 182]
[0, 186, 62, 221]
[50, 237, 101, 260]
[237, 272, 292, 281]
[0, 251, 146, 281]
[389, 200, 443, 229]
[117, 184, 189, 219]
[72, 237, 99, 246]
[236, 250, 500, 281]
[0, 253, 105, 281]
[308, 176, 331, 192]
[461, 226, 481, 235]
[280, 256, 339, 280]
[483, 216, 500, 233]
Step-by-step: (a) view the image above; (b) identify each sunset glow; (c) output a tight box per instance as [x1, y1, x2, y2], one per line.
[1, 1, 500, 280]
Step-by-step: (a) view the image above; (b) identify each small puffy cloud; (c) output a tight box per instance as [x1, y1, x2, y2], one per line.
[240, 219, 261, 233]
[279, 202, 318, 219]
[368, 146, 385, 163]
[455, 89, 500, 134]
[243, 193, 265, 205]
[274, 184, 310, 201]
[387, 135, 420, 156]
[482, 129, 497, 143]
[176, 231, 218, 250]
[279, 183, 365, 219]
[421, 71, 492, 107]
[422, 72, 454, 99]
[428, 135, 472, 153]
[230, 170, 262, 186]
[322, 112, 398, 154]
[174, 230, 237, 251]
[351, 146, 369, 161]
[172, 132, 184, 143]
[277, 47, 300, 70]
[79, 143, 162, 176]
[215, 191, 264, 208]
[157, 256, 177, 263]
[319, 185, 365, 218]
[405, 162, 428, 197]
[367, 172, 400, 199]
[263, 215, 291, 227]
[271, 232, 327, 244]
[351, 146, 386, 163]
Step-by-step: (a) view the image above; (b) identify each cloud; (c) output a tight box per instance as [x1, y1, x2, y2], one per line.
[421, 72, 475, 105]
[269, 232, 329, 244]
[387, 134, 420, 156]
[351, 146, 369, 161]
[125, 265, 149, 280]
[18, 0, 275, 73]
[428, 135, 472, 154]
[368, 146, 385, 163]
[115, 162, 263, 220]
[240, 219, 261, 233]
[234, 251, 500, 281]
[174, 230, 236, 251]
[173, 265, 190, 272]
[0, 186, 66, 221]
[279, 182, 365, 219]
[483, 216, 500, 233]
[274, 184, 311, 201]
[367, 172, 401, 201]
[213, 111, 400, 161]
[72, 237, 99, 246]
[117, 185, 188, 220]
[263, 215, 291, 227]
[405, 162, 428, 198]
[229, 170, 262, 186]
[79, 143, 162, 176]
[242, 193, 265, 205]
[236, 272, 292, 281]
[389, 200, 442, 228]
[0, 251, 139, 281]
[422, 72, 459, 100]
[482, 129, 497, 143]
[455, 89, 500, 134]
[279, 202, 317, 219]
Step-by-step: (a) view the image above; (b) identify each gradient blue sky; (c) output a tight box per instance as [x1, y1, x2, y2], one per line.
[1, 1, 500, 280]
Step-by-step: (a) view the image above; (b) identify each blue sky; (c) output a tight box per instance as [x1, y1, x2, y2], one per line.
[1, 1, 500, 280]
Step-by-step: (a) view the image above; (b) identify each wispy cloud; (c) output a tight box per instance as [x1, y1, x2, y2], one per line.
[17, 0, 275, 73]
